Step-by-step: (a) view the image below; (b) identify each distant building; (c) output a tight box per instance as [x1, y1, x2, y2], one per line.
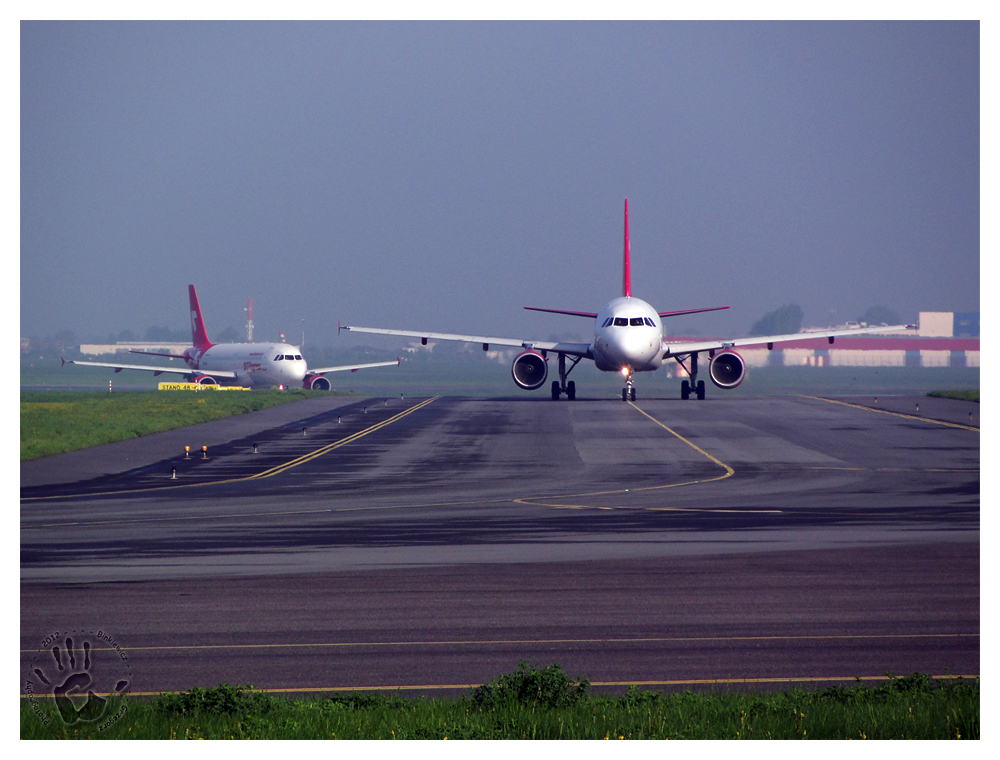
[78, 341, 190, 356]
[919, 311, 979, 338]
[669, 312, 979, 375]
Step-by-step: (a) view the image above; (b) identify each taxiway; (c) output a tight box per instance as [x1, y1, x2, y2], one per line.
[21, 393, 979, 694]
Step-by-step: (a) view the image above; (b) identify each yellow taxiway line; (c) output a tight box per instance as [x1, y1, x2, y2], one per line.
[516, 400, 735, 510]
[801, 395, 979, 431]
[20, 397, 438, 502]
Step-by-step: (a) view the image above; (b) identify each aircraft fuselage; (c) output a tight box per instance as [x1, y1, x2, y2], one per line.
[591, 296, 664, 374]
[186, 342, 307, 388]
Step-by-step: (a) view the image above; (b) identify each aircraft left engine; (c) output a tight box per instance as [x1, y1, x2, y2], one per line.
[304, 375, 331, 390]
[191, 374, 218, 386]
[511, 350, 548, 390]
[709, 349, 746, 389]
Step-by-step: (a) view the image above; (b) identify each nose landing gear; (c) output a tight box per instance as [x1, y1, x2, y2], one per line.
[621, 369, 636, 402]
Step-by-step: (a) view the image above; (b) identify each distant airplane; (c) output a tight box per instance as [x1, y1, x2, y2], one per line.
[342, 200, 913, 401]
[65, 285, 400, 389]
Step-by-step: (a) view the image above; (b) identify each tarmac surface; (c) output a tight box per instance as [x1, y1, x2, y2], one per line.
[21, 392, 979, 697]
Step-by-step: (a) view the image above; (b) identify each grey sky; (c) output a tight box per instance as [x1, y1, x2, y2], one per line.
[21, 21, 979, 346]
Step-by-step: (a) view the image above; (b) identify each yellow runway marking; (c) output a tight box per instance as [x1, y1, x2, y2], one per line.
[22, 496, 514, 531]
[21, 631, 977, 654]
[51, 673, 978, 698]
[20, 631, 978, 697]
[801, 395, 980, 431]
[20, 397, 438, 502]
[247, 397, 437, 479]
[516, 400, 735, 511]
[805, 466, 979, 473]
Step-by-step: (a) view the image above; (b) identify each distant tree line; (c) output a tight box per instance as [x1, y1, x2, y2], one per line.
[748, 304, 904, 336]
[21, 324, 240, 358]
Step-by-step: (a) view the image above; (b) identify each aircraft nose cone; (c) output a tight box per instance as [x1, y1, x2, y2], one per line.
[620, 331, 658, 363]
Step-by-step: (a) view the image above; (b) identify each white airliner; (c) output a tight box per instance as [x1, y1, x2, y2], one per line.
[342, 201, 913, 401]
[65, 285, 400, 390]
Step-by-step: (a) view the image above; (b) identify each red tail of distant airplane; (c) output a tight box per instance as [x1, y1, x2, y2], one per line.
[188, 284, 214, 353]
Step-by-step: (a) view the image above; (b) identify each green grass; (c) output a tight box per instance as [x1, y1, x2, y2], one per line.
[927, 390, 979, 403]
[20, 666, 978, 740]
[20, 389, 327, 461]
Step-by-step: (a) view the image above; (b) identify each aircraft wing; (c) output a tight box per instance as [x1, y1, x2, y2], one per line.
[62, 358, 237, 380]
[129, 349, 186, 359]
[524, 307, 599, 318]
[310, 358, 403, 374]
[340, 326, 593, 358]
[662, 324, 916, 358]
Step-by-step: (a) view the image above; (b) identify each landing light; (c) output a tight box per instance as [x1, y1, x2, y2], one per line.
[620, 367, 630, 377]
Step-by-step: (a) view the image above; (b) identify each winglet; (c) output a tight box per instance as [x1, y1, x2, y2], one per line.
[623, 199, 632, 298]
[188, 285, 214, 352]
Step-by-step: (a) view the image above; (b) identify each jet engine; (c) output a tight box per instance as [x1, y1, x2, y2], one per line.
[192, 374, 218, 386]
[709, 349, 746, 389]
[304, 375, 331, 391]
[511, 350, 548, 390]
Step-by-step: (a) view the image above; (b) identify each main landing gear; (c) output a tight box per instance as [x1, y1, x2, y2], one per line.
[551, 353, 581, 400]
[676, 353, 706, 400]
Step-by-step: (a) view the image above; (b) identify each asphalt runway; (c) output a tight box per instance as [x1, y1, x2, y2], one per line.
[21, 392, 979, 698]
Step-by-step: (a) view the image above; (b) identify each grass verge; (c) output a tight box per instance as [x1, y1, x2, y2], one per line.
[21, 664, 978, 740]
[20, 389, 328, 461]
[927, 390, 979, 403]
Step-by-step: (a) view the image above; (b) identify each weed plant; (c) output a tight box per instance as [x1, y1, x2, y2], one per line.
[20, 665, 978, 740]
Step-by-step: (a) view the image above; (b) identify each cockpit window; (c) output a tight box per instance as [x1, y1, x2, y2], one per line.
[274, 355, 283, 361]
[294, 355, 303, 361]
[630, 317, 645, 326]
[602, 317, 613, 327]
[613, 317, 628, 326]
[644, 317, 655, 327]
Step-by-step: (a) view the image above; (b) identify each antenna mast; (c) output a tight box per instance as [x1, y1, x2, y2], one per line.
[245, 299, 254, 343]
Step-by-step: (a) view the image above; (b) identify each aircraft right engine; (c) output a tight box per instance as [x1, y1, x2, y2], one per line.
[708, 349, 746, 389]
[511, 350, 548, 390]
[191, 374, 219, 386]
[304, 375, 331, 391]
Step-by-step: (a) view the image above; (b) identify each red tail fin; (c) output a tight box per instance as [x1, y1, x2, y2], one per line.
[622, 199, 632, 298]
[188, 285, 214, 351]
